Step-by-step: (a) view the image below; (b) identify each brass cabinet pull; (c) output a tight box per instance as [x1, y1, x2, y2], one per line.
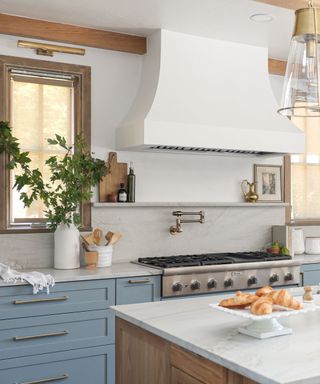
[13, 330, 69, 341]
[17, 373, 69, 384]
[128, 279, 150, 284]
[13, 296, 69, 305]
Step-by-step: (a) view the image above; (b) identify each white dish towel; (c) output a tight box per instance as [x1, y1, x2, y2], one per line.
[0, 263, 55, 294]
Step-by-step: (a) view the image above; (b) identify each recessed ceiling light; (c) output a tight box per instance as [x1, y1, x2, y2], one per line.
[250, 13, 274, 23]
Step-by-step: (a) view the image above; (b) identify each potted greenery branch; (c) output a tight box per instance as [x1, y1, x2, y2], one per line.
[0, 121, 107, 269]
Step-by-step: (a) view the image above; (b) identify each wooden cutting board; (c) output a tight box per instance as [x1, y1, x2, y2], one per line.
[99, 152, 128, 202]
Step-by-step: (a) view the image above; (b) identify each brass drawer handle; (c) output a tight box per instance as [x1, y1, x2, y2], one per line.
[13, 330, 69, 341]
[128, 279, 150, 284]
[17, 373, 69, 384]
[13, 296, 69, 305]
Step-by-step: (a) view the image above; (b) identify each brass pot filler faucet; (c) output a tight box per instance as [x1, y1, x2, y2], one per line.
[169, 210, 205, 235]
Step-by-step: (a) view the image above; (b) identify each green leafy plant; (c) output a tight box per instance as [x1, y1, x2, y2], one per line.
[0, 121, 107, 230]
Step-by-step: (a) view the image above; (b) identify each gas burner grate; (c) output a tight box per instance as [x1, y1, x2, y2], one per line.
[138, 252, 291, 268]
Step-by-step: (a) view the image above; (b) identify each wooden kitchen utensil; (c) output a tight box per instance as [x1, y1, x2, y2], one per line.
[99, 152, 128, 202]
[93, 228, 103, 245]
[109, 231, 122, 246]
[83, 233, 95, 245]
[105, 231, 114, 246]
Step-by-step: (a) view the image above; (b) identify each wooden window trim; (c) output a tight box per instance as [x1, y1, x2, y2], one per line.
[0, 55, 92, 233]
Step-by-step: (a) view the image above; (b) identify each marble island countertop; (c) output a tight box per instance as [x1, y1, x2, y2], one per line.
[112, 287, 320, 384]
[0, 262, 161, 287]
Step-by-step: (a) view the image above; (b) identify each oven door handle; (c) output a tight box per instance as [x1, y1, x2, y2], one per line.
[300, 271, 304, 287]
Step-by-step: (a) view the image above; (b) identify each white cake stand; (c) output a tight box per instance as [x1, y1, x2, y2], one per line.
[210, 301, 319, 339]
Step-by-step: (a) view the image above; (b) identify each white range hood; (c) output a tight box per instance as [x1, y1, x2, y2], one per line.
[117, 29, 304, 156]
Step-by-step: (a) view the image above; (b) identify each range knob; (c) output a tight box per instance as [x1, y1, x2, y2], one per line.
[269, 273, 279, 283]
[207, 279, 217, 289]
[224, 278, 233, 288]
[247, 276, 258, 286]
[284, 272, 293, 282]
[190, 280, 201, 290]
[172, 282, 183, 292]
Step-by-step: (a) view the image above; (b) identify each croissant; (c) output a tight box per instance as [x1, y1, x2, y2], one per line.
[219, 293, 259, 309]
[250, 297, 273, 315]
[267, 289, 302, 310]
[256, 286, 274, 297]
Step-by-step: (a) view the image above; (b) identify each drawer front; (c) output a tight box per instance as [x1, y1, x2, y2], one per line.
[0, 309, 115, 360]
[0, 345, 115, 384]
[116, 276, 161, 305]
[0, 280, 115, 320]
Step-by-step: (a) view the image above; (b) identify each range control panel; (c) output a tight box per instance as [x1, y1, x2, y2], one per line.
[162, 266, 300, 297]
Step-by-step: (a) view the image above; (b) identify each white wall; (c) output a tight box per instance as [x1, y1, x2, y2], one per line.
[0, 34, 287, 267]
[0, 34, 143, 149]
[0, 34, 284, 203]
[269, 74, 284, 104]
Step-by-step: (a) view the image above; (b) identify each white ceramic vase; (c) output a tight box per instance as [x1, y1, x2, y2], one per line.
[54, 223, 80, 269]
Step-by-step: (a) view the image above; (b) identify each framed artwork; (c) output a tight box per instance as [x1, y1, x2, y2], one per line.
[254, 164, 283, 202]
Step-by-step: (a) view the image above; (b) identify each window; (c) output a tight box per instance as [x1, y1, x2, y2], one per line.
[289, 115, 320, 222]
[0, 56, 91, 232]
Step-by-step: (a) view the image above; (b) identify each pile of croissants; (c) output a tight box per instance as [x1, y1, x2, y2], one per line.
[219, 286, 302, 315]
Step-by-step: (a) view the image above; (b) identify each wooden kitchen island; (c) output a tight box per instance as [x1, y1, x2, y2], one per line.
[112, 288, 320, 384]
[116, 317, 256, 384]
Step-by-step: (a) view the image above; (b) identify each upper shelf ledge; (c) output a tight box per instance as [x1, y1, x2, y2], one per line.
[92, 202, 289, 208]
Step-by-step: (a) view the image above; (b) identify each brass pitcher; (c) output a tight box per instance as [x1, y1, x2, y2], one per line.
[241, 179, 259, 203]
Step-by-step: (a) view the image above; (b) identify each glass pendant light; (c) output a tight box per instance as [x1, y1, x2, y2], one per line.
[278, 1, 320, 117]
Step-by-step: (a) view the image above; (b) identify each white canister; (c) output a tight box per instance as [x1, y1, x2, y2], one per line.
[292, 228, 305, 255]
[305, 237, 320, 255]
[88, 245, 113, 267]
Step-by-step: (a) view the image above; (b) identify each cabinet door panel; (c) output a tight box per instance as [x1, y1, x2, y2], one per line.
[171, 367, 204, 384]
[0, 309, 114, 360]
[0, 345, 115, 384]
[116, 276, 161, 305]
[301, 264, 320, 286]
[0, 280, 115, 319]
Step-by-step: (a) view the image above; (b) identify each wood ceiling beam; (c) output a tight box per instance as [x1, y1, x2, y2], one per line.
[255, 0, 320, 10]
[268, 58, 286, 75]
[0, 13, 146, 55]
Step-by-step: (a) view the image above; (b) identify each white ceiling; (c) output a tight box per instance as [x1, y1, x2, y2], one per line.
[0, 0, 294, 59]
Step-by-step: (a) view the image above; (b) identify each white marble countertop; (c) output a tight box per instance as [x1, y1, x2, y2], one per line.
[294, 254, 320, 265]
[112, 287, 320, 384]
[0, 262, 161, 287]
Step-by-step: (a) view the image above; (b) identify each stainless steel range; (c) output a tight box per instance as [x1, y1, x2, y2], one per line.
[136, 252, 301, 298]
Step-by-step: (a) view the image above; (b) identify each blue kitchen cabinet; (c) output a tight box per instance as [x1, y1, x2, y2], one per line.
[301, 264, 320, 286]
[0, 345, 115, 384]
[0, 279, 115, 320]
[0, 274, 161, 384]
[116, 275, 161, 305]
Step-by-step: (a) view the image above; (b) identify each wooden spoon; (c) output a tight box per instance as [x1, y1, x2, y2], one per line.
[83, 233, 95, 246]
[109, 232, 122, 246]
[81, 241, 90, 252]
[105, 231, 114, 246]
[93, 228, 103, 245]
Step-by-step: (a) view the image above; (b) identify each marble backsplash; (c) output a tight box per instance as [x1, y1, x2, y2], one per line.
[0, 206, 285, 269]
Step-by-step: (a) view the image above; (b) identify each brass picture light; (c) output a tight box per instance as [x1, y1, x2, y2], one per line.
[17, 40, 85, 57]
